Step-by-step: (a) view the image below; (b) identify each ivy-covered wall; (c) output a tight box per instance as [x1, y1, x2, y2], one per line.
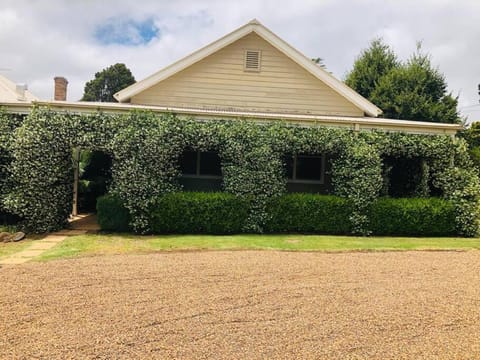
[1, 107, 479, 236]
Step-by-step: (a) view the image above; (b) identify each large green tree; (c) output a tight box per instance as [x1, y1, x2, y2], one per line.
[345, 38, 398, 100]
[81, 63, 135, 102]
[461, 121, 480, 170]
[346, 41, 461, 124]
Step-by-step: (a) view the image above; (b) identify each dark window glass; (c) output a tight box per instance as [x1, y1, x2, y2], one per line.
[180, 150, 197, 175]
[285, 155, 294, 179]
[199, 151, 222, 176]
[296, 155, 322, 181]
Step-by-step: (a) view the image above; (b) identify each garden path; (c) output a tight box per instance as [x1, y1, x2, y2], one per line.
[0, 214, 98, 265]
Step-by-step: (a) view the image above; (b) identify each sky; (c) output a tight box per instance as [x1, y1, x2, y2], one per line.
[1, 0, 479, 122]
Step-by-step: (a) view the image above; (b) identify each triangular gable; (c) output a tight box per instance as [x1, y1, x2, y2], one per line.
[114, 19, 382, 117]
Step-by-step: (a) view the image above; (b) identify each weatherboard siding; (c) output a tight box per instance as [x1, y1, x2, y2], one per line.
[131, 33, 364, 117]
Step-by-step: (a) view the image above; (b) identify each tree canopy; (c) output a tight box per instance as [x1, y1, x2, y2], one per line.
[461, 122, 480, 170]
[345, 38, 398, 100]
[81, 63, 135, 102]
[345, 40, 461, 124]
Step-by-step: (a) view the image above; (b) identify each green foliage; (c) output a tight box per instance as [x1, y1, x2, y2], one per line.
[264, 194, 351, 234]
[437, 167, 480, 236]
[459, 122, 480, 170]
[96, 194, 131, 232]
[347, 41, 461, 123]
[331, 140, 383, 235]
[371, 50, 461, 123]
[81, 63, 135, 102]
[469, 147, 480, 170]
[345, 38, 399, 99]
[3, 108, 118, 232]
[370, 197, 456, 236]
[97, 193, 460, 237]
[1, 107, 477, 236]
[150, 192, 250, 234]
[461, 122, 480, 148]
[0, 111, 23, 220]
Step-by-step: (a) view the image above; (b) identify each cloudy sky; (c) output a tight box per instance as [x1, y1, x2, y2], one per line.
[1, 0, 479, 121]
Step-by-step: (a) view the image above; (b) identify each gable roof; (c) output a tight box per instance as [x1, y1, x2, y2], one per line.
[0, 74, 39, 103]
[114, 19, 382, 117]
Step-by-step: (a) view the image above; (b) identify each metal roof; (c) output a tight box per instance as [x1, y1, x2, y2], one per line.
[0, 100, 462, 135]
[0, 75, 38, 103]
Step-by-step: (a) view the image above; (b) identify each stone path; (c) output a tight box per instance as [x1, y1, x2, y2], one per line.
[0, 214, 98, 265]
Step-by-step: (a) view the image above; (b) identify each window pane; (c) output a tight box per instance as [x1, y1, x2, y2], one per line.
[200, 151, 222, 176]
[284, 155, 294, 179]
[180, 150, 197, 175]
[296, 155, 322, 181]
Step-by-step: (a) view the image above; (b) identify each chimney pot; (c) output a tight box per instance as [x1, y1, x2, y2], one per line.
[54, 76, 68, 101]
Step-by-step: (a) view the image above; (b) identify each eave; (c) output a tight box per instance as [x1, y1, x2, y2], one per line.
[1, 100, 462, 135]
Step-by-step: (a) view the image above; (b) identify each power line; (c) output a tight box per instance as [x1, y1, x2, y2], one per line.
[460, 104, 480, 110]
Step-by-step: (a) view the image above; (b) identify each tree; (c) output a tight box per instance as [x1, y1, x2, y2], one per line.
[346, 41, 461, 124]
[345, 38, 398, 100]
[81, 63, 135, 102]
[460, 121, 480, 170]
[370, 46, 461, 123]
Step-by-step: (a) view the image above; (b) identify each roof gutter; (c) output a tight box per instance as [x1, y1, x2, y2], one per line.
[1, 100, 462, 135]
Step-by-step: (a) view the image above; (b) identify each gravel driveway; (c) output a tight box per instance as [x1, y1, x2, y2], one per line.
[2, 250, 480, 359]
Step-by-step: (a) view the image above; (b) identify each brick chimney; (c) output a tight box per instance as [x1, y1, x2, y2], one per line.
[54, 76, 68, 101]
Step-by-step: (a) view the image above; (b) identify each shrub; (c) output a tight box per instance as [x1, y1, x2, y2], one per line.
[3, 108, 475, 235]
[96, 195, 131, 232]
[264, 193, 351, 234]
[149, 192, 250, 234]
[97, 193, 459, 236]
[369, 197, 456, 236]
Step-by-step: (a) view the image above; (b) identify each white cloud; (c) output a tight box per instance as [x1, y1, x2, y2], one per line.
[1, 0, 479, 120]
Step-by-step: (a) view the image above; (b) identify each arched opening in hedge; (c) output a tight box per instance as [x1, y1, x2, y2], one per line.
[76, 150, 113, 213]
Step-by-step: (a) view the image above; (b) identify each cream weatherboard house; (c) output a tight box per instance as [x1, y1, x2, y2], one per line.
[0, 20, 462, 211]
[113, 19, 460, 135]
[110, 19, 461, 193]
[3, 19, 460, 135]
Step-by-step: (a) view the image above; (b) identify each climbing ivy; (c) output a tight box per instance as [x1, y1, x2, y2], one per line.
[1, 106, 478, 236]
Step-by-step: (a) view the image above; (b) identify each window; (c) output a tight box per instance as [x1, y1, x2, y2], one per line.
[180, 150, 222, 178]
[244, 49, 261, 72]
[285, 154, 325, 184]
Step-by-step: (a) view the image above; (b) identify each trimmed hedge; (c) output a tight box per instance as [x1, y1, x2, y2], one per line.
[150, 192, 250, 234]
[97, 192, 457, 236]
[96, 195, 131, 232]
[369, 197, 456, 236]
[264, 193, 351, 234]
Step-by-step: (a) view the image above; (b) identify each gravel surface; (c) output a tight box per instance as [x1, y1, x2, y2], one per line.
[2, 250, 480, 359]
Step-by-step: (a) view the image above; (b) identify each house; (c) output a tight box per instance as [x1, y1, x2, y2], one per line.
[0, 19, 463, 196]
[111, 19, 461, 194]
[0, 20, 475, 236]
[0, 74, 38, 104]
[2, 19, 460, 137]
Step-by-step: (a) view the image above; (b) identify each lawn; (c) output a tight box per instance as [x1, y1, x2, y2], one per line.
[0, 239, 34, 259]
[35, 233, 480, 261]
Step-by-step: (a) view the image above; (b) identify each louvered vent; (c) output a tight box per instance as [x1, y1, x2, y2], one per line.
[244, 50, 261, 71]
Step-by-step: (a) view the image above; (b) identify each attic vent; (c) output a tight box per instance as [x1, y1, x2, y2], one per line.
[244, 50, 261, 71]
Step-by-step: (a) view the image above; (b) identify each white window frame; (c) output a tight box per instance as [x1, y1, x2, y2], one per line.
[287, 154, 325, 185]
[181, 150, 223, 180]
